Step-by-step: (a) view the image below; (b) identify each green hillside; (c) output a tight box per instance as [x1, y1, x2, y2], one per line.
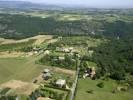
[0, 9, 133, 39]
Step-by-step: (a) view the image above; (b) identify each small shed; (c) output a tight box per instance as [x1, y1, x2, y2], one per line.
[43, 69, 50, 73]
[58, 56, 65, 60]
[88, 50, 94, 56]
[63, 48, 70, 53]
[56, 79, 66, 88]
[42, 73, 52, 80]
[69, 47, 74, 51]
[44, 50, 50, 55]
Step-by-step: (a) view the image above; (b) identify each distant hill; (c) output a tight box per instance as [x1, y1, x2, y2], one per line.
[0, 1, 62, 10]
[0, 2, 133, 39]
[0, 12, 133, 39]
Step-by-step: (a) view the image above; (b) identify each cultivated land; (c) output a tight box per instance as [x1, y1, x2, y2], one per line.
[0, 5, 133, 100]
[0, 55, 43, 84]
[75, 79, 133, 100]
[0, 43, 75, 85]
[0, 35, 53, 45]
[0, 80, 39, 95]
[0, 35, 55, 57]
[0, 34, 133, 100]
[0, 35, 132, 100]
[0, 35, 70, 84]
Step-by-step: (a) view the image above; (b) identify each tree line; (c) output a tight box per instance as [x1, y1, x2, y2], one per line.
[0, 14, 133, 39]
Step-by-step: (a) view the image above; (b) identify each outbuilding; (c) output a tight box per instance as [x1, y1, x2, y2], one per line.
[56, 79, 66, 88]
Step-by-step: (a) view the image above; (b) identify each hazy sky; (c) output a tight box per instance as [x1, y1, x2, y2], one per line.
[4, 0, 133, 8]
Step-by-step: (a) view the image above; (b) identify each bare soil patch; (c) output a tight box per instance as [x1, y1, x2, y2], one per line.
[0, 35, 53, 45]
[0, 51, 25, 58]
[0, 80, 39, 95]
[52, 67, 75, 76]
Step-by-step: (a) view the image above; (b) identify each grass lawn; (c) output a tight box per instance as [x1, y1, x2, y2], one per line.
[42, 86, 69, 100]
[75, 78, 133, 100]
[0, 55, 44, 84]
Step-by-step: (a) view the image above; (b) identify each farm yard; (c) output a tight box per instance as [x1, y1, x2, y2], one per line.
[0, 35, 76, 100]
[0, 35, 76, 84]
[38, 36, 105, 69]
[0, 55, 75, 99]
[0, 35, 133, 100]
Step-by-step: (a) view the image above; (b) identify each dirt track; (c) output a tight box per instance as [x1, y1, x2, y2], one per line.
[0, 35, 53, 45]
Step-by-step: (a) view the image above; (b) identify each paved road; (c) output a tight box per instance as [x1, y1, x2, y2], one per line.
[70, 67, 80, 100]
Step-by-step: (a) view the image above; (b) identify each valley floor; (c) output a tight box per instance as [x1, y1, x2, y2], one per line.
[75, 79, 133, 100]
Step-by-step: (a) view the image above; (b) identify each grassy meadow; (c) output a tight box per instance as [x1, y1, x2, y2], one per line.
[0, 55, 44, 84]
[75, 79, 133, 100]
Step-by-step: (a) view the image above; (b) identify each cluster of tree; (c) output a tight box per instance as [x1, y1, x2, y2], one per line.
[19, 46, 33, 52]
[39, 54, 76, 69]
[30, 88, 65, 100]
[47, 36, 101, 49]
[92, 38, 133, 80]
[0, 96, 17, 100]
[103, 20, 133, 38]
[0, 13, 133, 39]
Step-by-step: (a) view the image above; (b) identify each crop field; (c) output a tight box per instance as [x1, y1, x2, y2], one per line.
[0, 35, 53, 52]
[0, 56, 44, 84]
[75, 79, 133, 100]
[0, 39, 35, 52]
[0, 80, 39, 95]
[23, 11, 133, 22]
[24, 12, 53, 18]
[0, 35, 73, 84]
[0, 35, 53, 45]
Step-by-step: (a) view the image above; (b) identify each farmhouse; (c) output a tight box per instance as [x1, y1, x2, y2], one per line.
[56, 47, 74, 53]
[83, 67, 96, 79]
[43, 69, 50, 73]
[56, 47, 64, 52]
[64, 48, 70, 53]
[44, 50, 50, 55]
[56, 79, 66, 88]
[33, 47, 41, 51]
[42, 69, 52, 80]
[64, 47, 74, 53]
[58, 56, 65, 60]
[42, 73, 52, 80]
[88, 50, 94, 56]
[33, 47, 42, 54]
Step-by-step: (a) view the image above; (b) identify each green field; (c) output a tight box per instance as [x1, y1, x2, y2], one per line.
[0, 39, 35, 52]
[75, 79, 133, 100]
[0, 55, 44, 84]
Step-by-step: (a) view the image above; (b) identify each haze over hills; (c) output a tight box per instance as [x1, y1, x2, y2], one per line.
[0, 0, 133, 39]
[0, 0, 133, 9]
[0, 1, 63, 10]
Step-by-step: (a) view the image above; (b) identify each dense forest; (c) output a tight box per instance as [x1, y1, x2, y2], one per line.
[92, 38, 133, 81]
[0, 13, 133, 39]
